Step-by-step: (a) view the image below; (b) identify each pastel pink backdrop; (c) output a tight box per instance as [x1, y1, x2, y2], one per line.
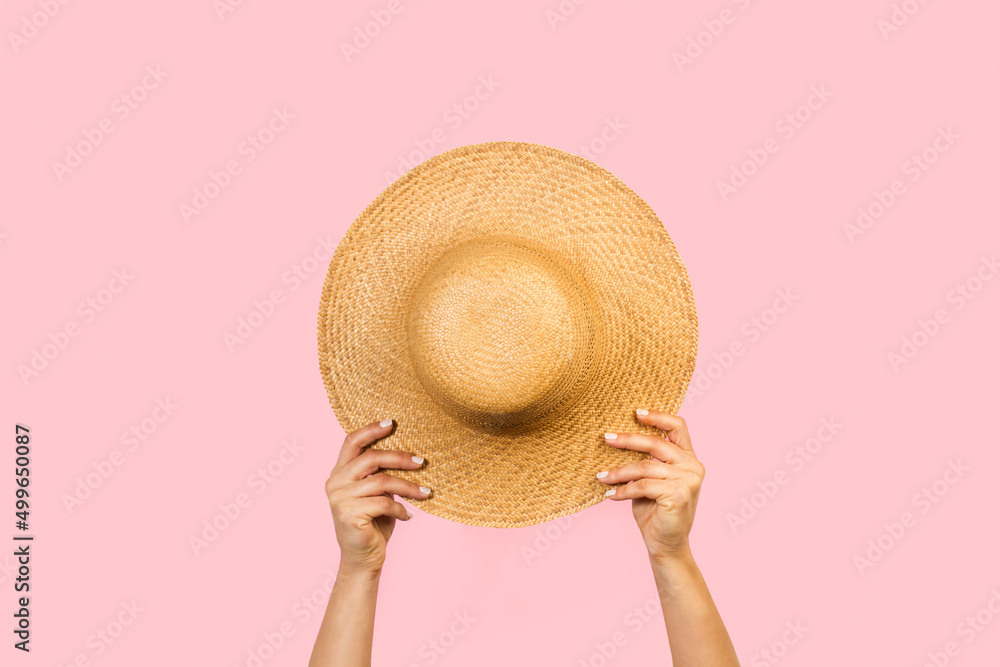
[3, 1, 999, 665]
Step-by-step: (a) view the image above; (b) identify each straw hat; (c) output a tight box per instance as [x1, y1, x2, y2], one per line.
[318, 141, 697, 528]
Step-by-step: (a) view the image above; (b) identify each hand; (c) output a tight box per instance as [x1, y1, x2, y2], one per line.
[325, 419, 430, 574]
[598, 410, 704, 561]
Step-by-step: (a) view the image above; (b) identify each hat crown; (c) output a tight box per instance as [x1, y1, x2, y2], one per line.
[407, 237, 599, 431]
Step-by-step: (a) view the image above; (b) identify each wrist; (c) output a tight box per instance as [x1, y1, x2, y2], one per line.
[648, 541, 695, 569]
[336, 558, 384, 585]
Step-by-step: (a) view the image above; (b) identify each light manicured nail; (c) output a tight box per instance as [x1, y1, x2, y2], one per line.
[380, 418, 393, 428]
[604, 432, 618, 440]
[636, 409, 649, 416]
[596, 471, 609, 479]
[406, 511, 413, 519]
[411, 456, 424, 464]
[419, 486, 432, 495]
[605, 488, 617, 496]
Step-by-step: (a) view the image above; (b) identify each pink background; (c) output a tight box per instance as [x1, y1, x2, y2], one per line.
[3, 0, 999, 665]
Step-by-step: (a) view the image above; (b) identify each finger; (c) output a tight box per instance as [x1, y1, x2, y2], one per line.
[342, 448, 425, 481]
[344, 472, 431, 501]
[603, 477, 675, 501]
[604, 431, 686, 463]
[635, 410, 694, 452]
[335, 418, 396, 468]
[350, 495, 412, 522]
[596, 459, 683, 485]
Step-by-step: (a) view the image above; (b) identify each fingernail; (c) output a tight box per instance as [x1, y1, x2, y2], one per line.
[636, 409, 649, 416]
[380, 418, 393, 428]
[596, 471, 609, 479]
[406, 511, 413, 519]
[419, 486, 432, 495]
[411, 456, 424, 464]
[605, 488, 617, 497]
[604, 432, 618, 440]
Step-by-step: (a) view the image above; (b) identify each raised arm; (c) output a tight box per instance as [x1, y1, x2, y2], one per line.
[308, 419, 431, 667]
[599, 409, 740, 667]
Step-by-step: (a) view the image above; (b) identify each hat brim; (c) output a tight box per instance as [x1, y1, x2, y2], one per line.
[318, 141, 698, 528]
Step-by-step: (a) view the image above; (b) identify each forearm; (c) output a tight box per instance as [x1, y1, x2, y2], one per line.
[650, 547, 740, 667]
[308, 561, 381, 667]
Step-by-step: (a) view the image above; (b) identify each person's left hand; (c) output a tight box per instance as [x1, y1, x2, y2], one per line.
[598, 409, 705, 560]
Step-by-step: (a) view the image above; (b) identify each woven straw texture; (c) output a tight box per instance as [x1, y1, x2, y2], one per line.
[318, 141, 698, 528]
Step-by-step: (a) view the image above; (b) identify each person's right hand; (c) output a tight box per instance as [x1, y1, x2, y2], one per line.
[325, 419, 430, 574]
